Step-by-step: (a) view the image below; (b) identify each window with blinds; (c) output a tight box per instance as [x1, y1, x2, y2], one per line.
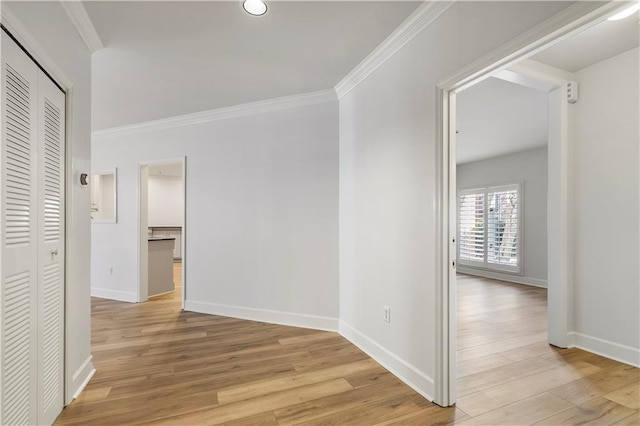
[457, 183, 521, 274]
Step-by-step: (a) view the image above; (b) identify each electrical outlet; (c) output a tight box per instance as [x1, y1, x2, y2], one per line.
[108, 266, 113, 276]
[383, 306, 391, 323]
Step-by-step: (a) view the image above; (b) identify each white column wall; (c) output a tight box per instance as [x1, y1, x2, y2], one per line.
[572, 47, 640, 365]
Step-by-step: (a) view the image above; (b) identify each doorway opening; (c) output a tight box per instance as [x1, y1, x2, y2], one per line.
[138, 157, 186, 308]
[434, 1, 635, 407]
[454, 74, 551, 409]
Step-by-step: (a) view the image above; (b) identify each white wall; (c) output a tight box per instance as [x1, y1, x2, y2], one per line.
[339, 1, 575, 399]
[457, 147, 548, 286]
[2, 0, 94, 402]
[148, 175, 182, 227]
[92, 102, 339, 328]
[572, 47, 639, 365]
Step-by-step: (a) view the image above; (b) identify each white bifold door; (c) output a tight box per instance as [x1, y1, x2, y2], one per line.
[1, 30, 66, 426]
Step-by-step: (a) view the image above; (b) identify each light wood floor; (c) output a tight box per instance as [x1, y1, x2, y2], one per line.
[55, 267, 639, 425]
[456, 274, 639, 425]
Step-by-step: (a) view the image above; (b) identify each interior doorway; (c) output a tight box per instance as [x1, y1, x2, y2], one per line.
[138, 157, 186, 308]
[453, 61, 565, 397]
[439, 62, 570, 407]
[434, 1, 633, 407]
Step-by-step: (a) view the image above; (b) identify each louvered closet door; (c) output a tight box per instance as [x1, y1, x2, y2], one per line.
[1, 32, 39, 426]
[1, 31, 66, 426]
[36, 68, 65, 426]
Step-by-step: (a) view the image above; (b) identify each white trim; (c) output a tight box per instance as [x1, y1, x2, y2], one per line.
[91, 287, 137, 303]
[184, 300, 338, 332]
[60, 1, 104, 53]
[147, 290, 174, 298]
[546, 86, 571, 348]
[457, 269, 547, 288]
[92, 89, 337, 140]
[181, 159, 186, 311]
[71, 355, 93, 382]
[434, 87, 455, 407]
[334, 1, 454, 100]
[338, 321, 434, 402]
[138, 165, 150, 303]
[569, 333, 640, 368]
[68, 355, 96, 403]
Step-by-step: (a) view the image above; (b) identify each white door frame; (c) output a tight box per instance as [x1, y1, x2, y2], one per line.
[137, 157, 187, 309]
[433, 1, 634, 407]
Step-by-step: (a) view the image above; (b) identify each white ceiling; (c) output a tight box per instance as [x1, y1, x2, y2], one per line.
[456, 13, 639, 165]
[86, 1, 420, 130]
[456, 77, 548, 165]
[532, 12, 639, 72]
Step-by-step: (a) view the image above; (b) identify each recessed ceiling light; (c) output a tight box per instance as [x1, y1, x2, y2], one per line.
[607, 3, 640, 21]
[243, 0, 267, 16]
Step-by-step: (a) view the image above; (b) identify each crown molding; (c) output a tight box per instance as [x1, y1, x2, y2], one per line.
[334, 1, 455, 100]
[92, 89, 338, 140]
[61, 1, 104, 53]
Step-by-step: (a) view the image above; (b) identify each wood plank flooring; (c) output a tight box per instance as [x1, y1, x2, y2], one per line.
[455, 273, 639, 425]
[55, 268, 639, 425]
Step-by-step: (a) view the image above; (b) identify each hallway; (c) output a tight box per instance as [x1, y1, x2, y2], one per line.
[56, 264, 458, 425]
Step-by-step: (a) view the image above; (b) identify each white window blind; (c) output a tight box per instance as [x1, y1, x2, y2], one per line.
[458, 183, 521, 274]
[458, 191, 485, 263]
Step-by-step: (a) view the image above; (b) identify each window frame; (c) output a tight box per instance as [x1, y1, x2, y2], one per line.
[457, 182, 523, 275]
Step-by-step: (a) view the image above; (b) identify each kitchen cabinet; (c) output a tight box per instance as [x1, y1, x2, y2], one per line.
[149, 227, 181, 260]
[148, 237, 175, 297]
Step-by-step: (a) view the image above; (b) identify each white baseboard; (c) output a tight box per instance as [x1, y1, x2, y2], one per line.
[67, 355, 96, 404]
[91, 287, 137, 303]
[338, 320, 434, 401]
[569, 332, 640, 368]
[184, 300, 338, 332]
[457, 268, 548, 288]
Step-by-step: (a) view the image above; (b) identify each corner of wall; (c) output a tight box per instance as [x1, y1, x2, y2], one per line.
[91, 287, 138, 303]
[338, 320, 435, 401]
[185, 300, 339, 332]
[569, 332, 640, 368]
[66, 355, 96, 404]
[457, 268, 547, 288]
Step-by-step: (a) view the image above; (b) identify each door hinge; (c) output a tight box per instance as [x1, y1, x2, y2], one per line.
[567, 81, 579, 104]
